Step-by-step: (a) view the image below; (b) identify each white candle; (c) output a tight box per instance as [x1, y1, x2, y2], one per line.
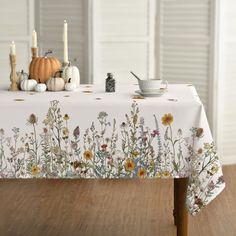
[63, 20, 69, 63]
[10, 41, 16, 55]
[32, 30, 37, 48]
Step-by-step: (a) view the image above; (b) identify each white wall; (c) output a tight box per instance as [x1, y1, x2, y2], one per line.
[0, 0, 34, 84]
[92, 0, 156, 84]
[217, 0, 236, 164]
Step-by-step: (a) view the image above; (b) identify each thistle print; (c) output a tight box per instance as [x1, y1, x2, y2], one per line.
[0, 100, 224, 214]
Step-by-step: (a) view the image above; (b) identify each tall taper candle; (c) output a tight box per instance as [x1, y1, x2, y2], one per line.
[63, 20, 69, 64]
[10, 41, 16, 55]
[32, 30, 37, 48]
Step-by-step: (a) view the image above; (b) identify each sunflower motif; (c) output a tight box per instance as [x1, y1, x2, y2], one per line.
[125, 159, 135, 172]
[31, 165, 40, 176]
[83, 150, 93, 161]
[137, 168, 146, 178]
[162, 171, 171, 178]
[161, 113, 173, 126]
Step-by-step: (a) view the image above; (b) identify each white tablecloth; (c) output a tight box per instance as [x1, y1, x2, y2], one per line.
[0, 83, 225, 215]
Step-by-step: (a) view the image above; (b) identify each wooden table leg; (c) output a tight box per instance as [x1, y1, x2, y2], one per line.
[173, 178, 179, 226]
[174, 178, 189, 236]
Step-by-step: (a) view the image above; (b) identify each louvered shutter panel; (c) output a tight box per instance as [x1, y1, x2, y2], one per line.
[158, 0, 212, 111]
[92, 0, 156, 83]
[36, 0, 88, 83]
[0, 0, 33, 84]
[217, 0, 236, 164]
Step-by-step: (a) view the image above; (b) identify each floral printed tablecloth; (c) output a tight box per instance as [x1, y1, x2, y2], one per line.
[0, 83, 225, 214]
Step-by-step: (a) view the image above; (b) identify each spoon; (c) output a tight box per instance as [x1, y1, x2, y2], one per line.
[130, 71, 142, 81]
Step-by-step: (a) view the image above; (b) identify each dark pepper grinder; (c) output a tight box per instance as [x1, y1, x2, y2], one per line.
[105, 73, 116, 92]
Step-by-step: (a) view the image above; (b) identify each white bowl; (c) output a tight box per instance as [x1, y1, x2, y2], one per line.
[138, 79, 168, 92]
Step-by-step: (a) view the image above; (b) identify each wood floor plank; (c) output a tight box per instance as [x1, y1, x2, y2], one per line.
[0, 165, 235, 236]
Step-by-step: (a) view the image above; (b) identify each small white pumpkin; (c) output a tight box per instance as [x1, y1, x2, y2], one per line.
[20, 79, 37, 91]
[47, 76, 65, 92]
[65, 78, 76, 91]
[35, 80, 47, 92]
[62, 62, 80, 88]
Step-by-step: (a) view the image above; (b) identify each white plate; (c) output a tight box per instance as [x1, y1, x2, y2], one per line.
[135, 89, 166, 97]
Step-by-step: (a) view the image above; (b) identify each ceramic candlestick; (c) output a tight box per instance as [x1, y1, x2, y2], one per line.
[9, 54, 19, 91]
[31, 47, 38, 59]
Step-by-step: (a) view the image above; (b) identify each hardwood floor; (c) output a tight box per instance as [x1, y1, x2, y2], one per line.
[0, 165, 235, 236]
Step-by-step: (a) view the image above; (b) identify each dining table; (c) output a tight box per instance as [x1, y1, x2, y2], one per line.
[0, 83, 225, 236]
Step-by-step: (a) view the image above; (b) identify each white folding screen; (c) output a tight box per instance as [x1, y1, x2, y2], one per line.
[0, 0, 34, 84]
[92, 0, 156, 83]
[35, 0, 89, 83]
[157, 0, 213, 112]
[217, 0, 236, 164]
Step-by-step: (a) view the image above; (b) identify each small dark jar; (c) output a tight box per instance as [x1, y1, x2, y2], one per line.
[105, 73, 116, 92]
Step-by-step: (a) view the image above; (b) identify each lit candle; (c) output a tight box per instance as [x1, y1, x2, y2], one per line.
[63, 20, 69, 63]
[32, 30, 37, 48]
[10, 41, 16, 55]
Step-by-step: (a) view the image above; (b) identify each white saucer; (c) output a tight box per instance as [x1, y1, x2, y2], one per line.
[135, 89, 166, 97]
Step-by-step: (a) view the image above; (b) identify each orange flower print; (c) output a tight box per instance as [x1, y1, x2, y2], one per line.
[161, 113, 173, 126]
[125, 159, 135, 172]
[196, 128, 204, 138]
[137, 168, 146, 178]
[197, 148, 203, 154]
[31, 165, 40, 176]
[83, 150, 93, 161]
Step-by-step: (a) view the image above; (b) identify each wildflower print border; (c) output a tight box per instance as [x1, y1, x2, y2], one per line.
[0, 100, 224, 214]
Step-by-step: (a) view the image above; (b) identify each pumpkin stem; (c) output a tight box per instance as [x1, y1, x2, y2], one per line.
[68, 78, 71, 83]
[54, 71, 61, 78]
[68, 62, 71, 67]
[44, 50, 53, 57]
[21, 69, 24, 74]
[39, 79, 41, 83]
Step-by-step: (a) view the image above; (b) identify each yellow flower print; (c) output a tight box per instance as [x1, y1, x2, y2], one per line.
[162, 171, 171, 178]
[125, 159, 135, 172]
[31, 165, 40, 176]
[137, 168, 146, 178]
[83, 150, 93, 161]
[161, 113, 174, 126]
[210, 165, 219, 175]
[131, 150, 139, 158]
[64, 114, 70, 121]
[63, 127, 69, 136]
[155, 172, 161, 178]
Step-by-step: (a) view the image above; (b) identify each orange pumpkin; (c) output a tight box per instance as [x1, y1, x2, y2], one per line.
[29, 51, 61, 83]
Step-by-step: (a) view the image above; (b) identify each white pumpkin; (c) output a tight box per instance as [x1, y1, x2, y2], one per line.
[47, 77, 65, 92]
[65, 78, 76, 91]
[35, 81, 47, 92]
[20, 79, 37, 91]
[62, 63, 80, 88]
